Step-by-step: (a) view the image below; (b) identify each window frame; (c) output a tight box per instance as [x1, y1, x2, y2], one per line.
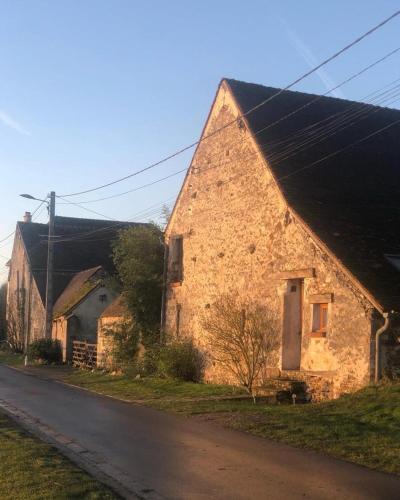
[169, 235, 184, 284]
[310, 302, 329, 338]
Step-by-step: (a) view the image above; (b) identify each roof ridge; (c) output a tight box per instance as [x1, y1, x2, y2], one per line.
[223, 77, 400, 115]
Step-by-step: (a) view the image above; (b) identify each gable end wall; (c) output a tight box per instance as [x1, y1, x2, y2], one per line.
[165, 83, 375, 396]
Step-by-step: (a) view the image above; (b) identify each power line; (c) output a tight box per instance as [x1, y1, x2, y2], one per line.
[55, 111, 400, 243]
[0, 199, 46, 247]
[59, 46, 400, 207]
[59, 10, 400, 198]
[56, 195, 117, 220]
[51, 196, 177, 244]
[58, 168, 187, 205]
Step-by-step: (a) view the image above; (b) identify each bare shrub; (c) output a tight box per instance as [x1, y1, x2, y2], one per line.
[202, 295, 279, 401]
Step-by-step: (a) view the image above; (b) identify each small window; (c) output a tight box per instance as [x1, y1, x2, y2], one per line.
[176, 304, 182, 337]
[99, 294, 107, 303]
[170, 236, 183, 282]
[312, 303, 328, 335]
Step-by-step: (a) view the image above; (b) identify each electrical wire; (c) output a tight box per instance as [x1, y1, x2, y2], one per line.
[58, 167, 187, 205]
[56, 195, 117, 221]
[51, 107, 400, 244]
[57, 47, 400, 208]
[51, 196, 177, 244]
[0, 199, 47, 248]
[59, 11, 400, 198]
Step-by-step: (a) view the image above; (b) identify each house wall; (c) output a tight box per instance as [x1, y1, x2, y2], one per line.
[53, 286, 118, 361]
[97, 316, 121, 368]
[165, 82, 375, 397]
[97, 314, 145, 370]
[7, 227, 45, 347]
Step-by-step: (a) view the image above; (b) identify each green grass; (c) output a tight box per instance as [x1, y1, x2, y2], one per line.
[0, 349, 24, 367]
[0, 412, 118, 499]
[63, 369, 245, 401]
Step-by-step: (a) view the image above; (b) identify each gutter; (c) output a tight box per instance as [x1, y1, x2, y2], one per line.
[374, 312, 391, 383]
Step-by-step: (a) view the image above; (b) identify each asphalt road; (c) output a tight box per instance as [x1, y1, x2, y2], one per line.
[0, 365, 399, 500]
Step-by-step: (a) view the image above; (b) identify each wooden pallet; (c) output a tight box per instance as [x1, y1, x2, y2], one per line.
[72, 340, 97, 369]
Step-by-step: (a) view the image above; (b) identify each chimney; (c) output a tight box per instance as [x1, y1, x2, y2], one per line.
[23, 211, 32, 223]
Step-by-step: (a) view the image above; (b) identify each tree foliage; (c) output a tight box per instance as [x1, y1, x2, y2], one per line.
[202, 295, 280, 400]
[102, 316, 140, 371]
[112, 224, 164, 344]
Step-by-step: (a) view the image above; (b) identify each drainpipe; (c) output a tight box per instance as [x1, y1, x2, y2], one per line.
[160, 241, 169, 344]
[374, 312, 391, 384]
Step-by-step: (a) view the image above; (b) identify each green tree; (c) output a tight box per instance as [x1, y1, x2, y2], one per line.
[112, 224, 164, 345]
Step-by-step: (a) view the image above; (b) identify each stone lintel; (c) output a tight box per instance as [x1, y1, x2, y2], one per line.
[278, 268, 315, 279]
[309, 293, 333, 303]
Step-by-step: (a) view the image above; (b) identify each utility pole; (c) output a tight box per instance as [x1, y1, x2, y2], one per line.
[44, 191, 55, 339]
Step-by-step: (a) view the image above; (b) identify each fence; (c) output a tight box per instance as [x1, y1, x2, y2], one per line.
[72, 340, 97, 369]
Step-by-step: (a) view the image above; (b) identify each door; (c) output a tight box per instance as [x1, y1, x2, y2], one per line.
[282, 279, 303, 370]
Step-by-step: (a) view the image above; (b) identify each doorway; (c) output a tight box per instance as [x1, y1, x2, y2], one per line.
[282, 279, 303, 370]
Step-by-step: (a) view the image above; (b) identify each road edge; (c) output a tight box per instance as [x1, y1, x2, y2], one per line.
[0, 396, 163, 500]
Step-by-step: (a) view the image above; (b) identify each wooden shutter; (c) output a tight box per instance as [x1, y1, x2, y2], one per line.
[170, 236, 183, 282]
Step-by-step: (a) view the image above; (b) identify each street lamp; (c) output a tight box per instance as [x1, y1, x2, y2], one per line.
[20, 194, 48, 203]
[20, 192, 56, 344]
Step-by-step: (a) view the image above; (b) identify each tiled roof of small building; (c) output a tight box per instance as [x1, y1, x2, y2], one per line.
[226, 79, 400, 311]
[18, 216, 143, 306]
[100, 294, 128, 319]
[53, 266, 103, 318]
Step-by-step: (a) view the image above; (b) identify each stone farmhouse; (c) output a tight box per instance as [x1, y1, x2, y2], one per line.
[6, 214, 138, 353]
[164, 78, 400, 398]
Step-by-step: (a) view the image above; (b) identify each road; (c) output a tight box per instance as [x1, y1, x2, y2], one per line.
[0, 365, 398, 500]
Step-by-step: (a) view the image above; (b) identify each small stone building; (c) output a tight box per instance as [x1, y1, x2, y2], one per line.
[97, 294, 144, 369]
[52, 266, 118, 362]
[163, 78, 400, 398]
[97, 294, 132, 368]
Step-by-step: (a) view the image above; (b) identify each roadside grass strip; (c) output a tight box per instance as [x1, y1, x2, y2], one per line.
[0, 411, 119, 499]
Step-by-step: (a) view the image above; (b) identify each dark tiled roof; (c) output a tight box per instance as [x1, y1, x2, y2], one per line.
[53, 266, 103, 318]
[226, 79, 400, 311]
[18, 216, 143, 305]
[100, 294, 128, 319]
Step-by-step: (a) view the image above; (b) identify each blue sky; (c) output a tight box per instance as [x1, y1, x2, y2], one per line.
[1, 0, 399, 280]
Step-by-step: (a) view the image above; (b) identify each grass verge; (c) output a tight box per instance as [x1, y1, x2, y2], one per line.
[0, 411, 118, 499]
[0, 349, 24, 367]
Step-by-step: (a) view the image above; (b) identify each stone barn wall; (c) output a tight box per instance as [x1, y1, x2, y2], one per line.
[7, 227, 45, 347]
[165, 81, 376, 397]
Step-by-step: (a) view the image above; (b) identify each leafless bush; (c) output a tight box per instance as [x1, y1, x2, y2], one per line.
[202, 295, 279, 401]
[6, 309, 24, 352]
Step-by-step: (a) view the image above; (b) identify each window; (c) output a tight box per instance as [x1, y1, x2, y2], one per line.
[312, 303, 328, 336]
[170, 236, 183, 282]
[176, 304, 182, 337]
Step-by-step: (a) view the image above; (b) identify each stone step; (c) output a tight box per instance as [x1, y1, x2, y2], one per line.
[256, 378, 311, 404]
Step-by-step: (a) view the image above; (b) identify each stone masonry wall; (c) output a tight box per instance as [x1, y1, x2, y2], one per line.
[7, 226, 45, 346]
[165, 82, 375, 397]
